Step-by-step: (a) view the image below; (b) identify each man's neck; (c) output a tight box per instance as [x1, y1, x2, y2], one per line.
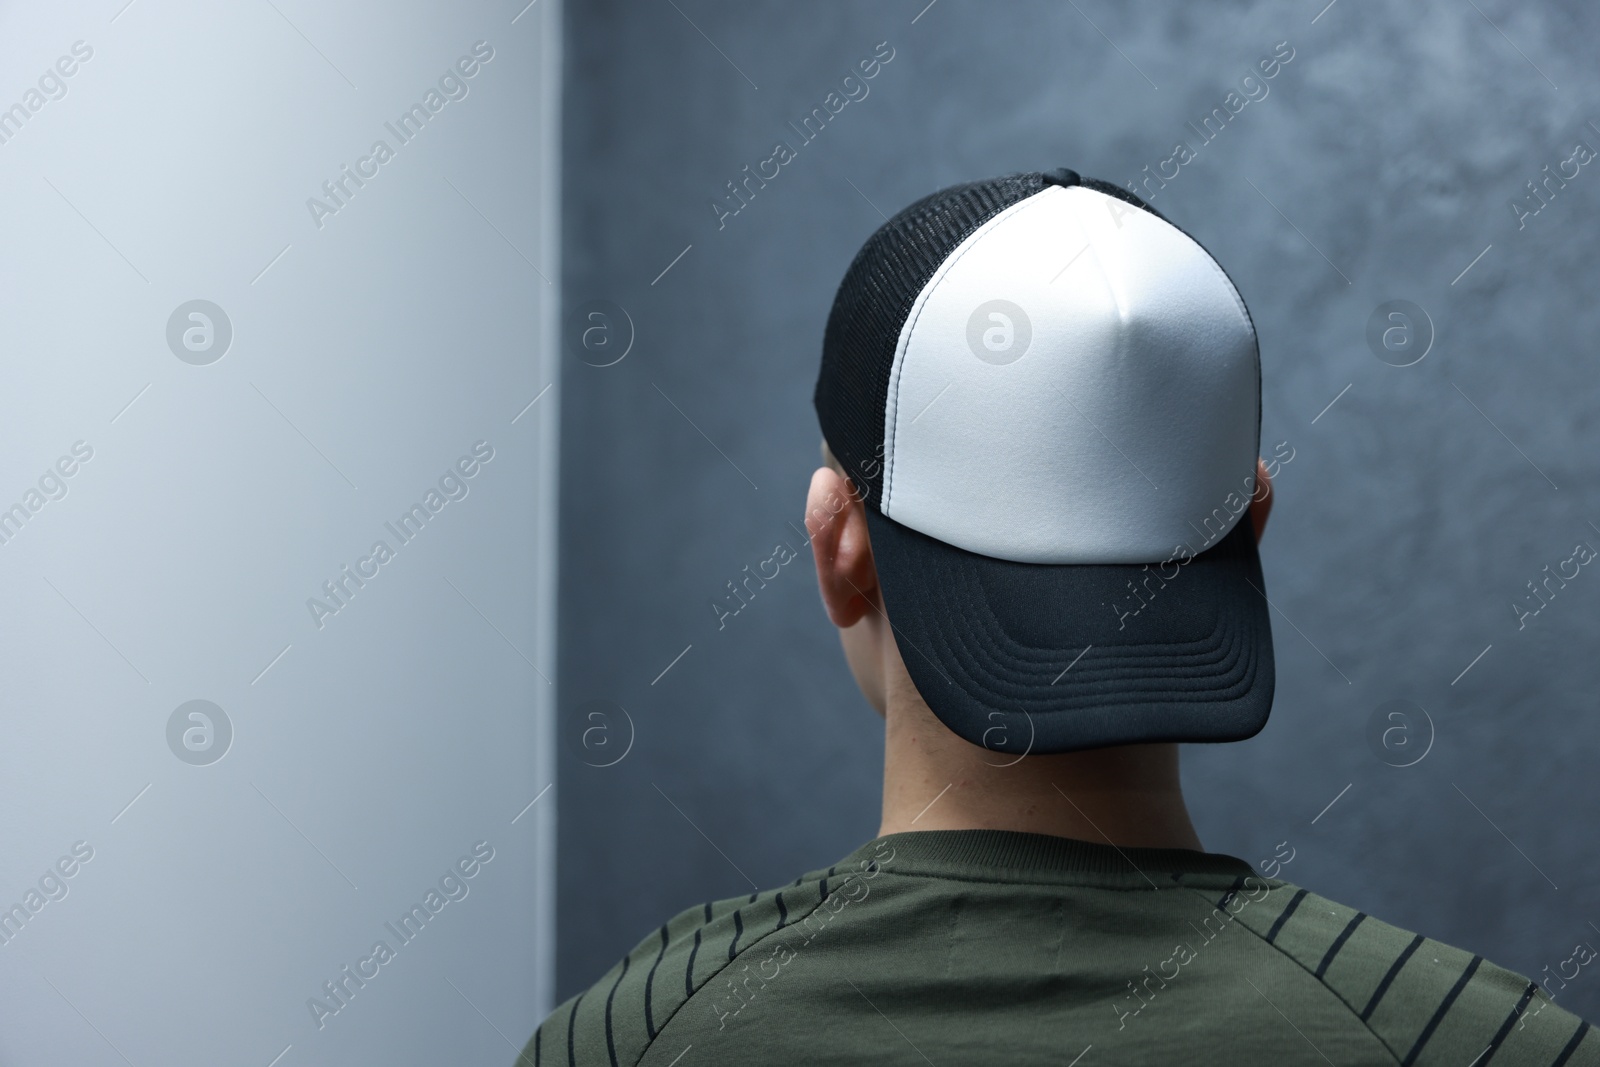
[876, 684, 1205, 851]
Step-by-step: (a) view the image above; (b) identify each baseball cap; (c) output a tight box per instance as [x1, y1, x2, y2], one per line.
[813, 167, 1274, 755]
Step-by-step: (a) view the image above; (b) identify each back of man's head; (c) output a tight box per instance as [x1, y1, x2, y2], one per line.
[810, 167, 1275, 757]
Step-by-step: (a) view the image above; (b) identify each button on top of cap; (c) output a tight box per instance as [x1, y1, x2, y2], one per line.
[1041, 168, 1080, 188]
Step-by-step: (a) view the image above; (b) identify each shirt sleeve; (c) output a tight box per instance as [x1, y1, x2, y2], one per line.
[517, 871, 837, 1067]
[1216, 879, 1598, 1066]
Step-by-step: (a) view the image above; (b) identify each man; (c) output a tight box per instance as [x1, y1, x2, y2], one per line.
[523, 169, 1595, 1064]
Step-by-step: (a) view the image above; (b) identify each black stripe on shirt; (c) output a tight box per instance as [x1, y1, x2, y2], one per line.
[1316, 912, 1366, 978]
[1476, 980, 1539, 1067]
[566, 992, 584, 1067]
[1553, 1021, 1592, 1067]
[775, 891, 788, 929]
[681, 901, 715, 999]
[685, 929, 702, 998]
[1264, 888, 1309, 944]
[1222, 870, 1248, 915]
[728, 909, 745, 960]
[644, 924, 668, 1040]
[1401, 954, 1481, 1065]
[1361, 934, 1425, 1021]
[604, 955, 630, 1067]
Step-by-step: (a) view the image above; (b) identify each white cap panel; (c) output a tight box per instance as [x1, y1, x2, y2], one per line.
[880, 184, 1259, 564]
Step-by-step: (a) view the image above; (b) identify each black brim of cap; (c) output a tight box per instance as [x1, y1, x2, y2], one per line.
[864, 507, 1274, 755]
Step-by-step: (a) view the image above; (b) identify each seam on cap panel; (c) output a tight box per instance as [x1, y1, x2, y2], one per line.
[881, 187, 1063, 516]
[1187, 231, 1261, 505]
[1076, 186, 1253, 333]
[1069, 194, 1128, 326]
[1075, 184, 1261, 503]
[1078, 188, 1261, 503]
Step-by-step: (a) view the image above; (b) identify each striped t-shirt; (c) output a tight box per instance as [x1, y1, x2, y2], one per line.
[521, 829, 1597, 1065]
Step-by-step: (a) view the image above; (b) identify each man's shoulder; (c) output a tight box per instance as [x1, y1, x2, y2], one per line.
[517, 853, 1599, 1066]
[519, 843, 893, 1066]
[1216, 878, 1597, 1065]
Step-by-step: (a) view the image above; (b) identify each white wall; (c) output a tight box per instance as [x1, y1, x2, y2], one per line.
[0, 1, 558, 1063]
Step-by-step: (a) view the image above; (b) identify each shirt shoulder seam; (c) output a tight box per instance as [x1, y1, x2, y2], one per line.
[1183, 885, 1404, 1066]
[632, 877, 836, 1067]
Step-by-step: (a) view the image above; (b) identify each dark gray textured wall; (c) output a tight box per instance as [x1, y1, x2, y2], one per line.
[557, 0, 1600, 1021]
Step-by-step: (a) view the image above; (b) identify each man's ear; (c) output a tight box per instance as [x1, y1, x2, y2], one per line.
[1249, 457, 1274, 542]
[806, 466, 879, 628]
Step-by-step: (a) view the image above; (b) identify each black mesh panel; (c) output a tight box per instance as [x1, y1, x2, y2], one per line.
[813, 173, 1046, 507]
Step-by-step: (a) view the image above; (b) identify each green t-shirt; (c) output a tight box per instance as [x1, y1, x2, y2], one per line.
[523, 829, 1596, 1065]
